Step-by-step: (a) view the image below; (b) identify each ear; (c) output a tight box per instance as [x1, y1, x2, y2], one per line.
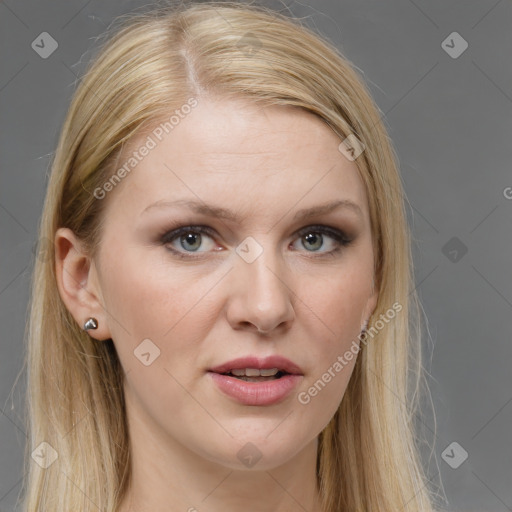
[361, 277, 379, 330]
[54, 227, 112, 341]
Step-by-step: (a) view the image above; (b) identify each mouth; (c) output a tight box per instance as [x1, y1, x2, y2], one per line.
[207, 356, 304, 406]
[208, 355, 303, 379]
[217, 368, 288, 382]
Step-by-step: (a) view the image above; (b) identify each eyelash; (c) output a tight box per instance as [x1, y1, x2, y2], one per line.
[160, 224, 354, 260]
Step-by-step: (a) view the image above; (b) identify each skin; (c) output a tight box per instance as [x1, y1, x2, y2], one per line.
[55, 96, 378, 512]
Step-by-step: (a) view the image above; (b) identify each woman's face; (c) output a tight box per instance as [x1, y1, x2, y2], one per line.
[72, 97, 377, 470]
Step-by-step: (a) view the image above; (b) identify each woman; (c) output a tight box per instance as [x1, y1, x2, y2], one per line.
[23, 2, 438, 511]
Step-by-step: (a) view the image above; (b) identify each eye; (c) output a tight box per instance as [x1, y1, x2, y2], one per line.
[161, 226, 218, 257]
[291, 225, 352, 256]
[160, 224, 353, 259]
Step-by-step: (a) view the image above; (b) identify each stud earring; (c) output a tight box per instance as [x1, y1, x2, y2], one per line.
[359, 319, 369, 340]
[83, 317, 98, 331]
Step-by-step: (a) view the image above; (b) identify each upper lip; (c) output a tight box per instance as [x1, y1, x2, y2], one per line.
[209, 355, 303, 375]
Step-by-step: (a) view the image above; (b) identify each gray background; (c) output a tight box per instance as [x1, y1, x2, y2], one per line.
[1, 1, 511, 511]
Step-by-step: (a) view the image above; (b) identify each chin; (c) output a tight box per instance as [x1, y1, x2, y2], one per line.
[196, 432, 311, 472]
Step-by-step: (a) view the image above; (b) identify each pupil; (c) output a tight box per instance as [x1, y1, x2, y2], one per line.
[181, 233, 201, 251]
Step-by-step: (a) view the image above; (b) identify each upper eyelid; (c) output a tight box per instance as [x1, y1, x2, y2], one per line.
[162, 223, 346, 236]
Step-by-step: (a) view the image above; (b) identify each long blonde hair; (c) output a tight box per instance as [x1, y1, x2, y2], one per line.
[21, 2, 438, 510]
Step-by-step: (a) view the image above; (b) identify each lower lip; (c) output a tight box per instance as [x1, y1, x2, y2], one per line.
[208, 372, 302, 406]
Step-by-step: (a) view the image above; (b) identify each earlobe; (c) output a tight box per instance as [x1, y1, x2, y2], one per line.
[54, 227, 111, 341]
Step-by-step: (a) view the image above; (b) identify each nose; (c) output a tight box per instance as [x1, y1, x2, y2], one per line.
[226, 245, 295, 335]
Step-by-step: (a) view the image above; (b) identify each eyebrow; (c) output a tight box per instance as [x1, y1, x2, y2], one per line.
[141, 198, 363, 221]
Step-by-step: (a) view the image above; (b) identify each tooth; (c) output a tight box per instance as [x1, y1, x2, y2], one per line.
[260, 368, 279, 376]
[229, 368, 280, 377]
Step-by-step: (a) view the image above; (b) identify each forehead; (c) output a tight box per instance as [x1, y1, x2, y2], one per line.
[99, 97, 369, 223]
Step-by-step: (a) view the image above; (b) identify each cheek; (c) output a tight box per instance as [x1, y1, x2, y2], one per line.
[106, 252, 214, 328]
[293, 265, 371, 407]
[101, 252, 221, 369]
[300, 266, 373, 340]
[294, 294, 363, 435]
[103, 259, 220, 428]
